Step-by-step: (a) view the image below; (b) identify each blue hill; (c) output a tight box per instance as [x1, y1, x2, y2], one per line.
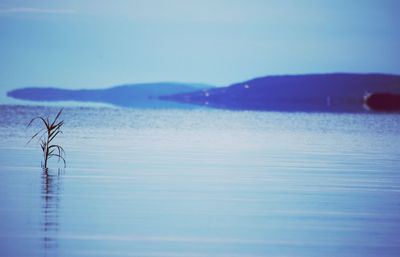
[7, 82, 213, 108]
[161, 73, 400, 112]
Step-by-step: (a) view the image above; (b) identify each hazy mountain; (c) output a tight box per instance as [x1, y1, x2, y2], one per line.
[7, 82, 213, 108]
[161, 73, 400, 112]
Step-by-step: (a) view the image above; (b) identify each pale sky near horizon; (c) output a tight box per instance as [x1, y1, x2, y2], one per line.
[1, 0, 400, 102]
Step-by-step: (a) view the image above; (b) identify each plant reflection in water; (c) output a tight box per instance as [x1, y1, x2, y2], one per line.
[41, 169, 63, 256]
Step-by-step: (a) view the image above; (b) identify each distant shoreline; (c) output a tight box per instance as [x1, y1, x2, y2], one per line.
[6, 73, 400, 112]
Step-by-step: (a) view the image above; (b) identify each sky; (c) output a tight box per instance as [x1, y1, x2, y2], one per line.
[1, 0, 400, 103]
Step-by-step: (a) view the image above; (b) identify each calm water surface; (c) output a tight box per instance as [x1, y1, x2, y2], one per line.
[0, 105, 400, 257]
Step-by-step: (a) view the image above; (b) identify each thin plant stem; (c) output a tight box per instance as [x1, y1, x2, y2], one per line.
[27, 109, 66, 171]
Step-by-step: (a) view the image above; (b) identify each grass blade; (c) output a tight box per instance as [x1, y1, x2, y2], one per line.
[51, 108, 63, 127]
[27, 109, 66, 170]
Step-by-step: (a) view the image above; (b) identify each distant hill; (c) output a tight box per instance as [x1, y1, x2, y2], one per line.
[7, 82, 213, 108]
[161, 73, 400, 112]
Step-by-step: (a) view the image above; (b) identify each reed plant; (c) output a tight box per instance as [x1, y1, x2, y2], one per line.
[27, 108, 66, 170]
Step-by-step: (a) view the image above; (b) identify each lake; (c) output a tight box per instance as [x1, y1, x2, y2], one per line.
[1, 104, 400, 257]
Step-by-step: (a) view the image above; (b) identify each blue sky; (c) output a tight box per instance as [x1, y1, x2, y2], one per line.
[1, 0, 400, 102]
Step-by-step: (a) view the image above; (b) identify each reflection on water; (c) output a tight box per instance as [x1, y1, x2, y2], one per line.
[1, 105, 400, 257]
[41, 170, 62, 256]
